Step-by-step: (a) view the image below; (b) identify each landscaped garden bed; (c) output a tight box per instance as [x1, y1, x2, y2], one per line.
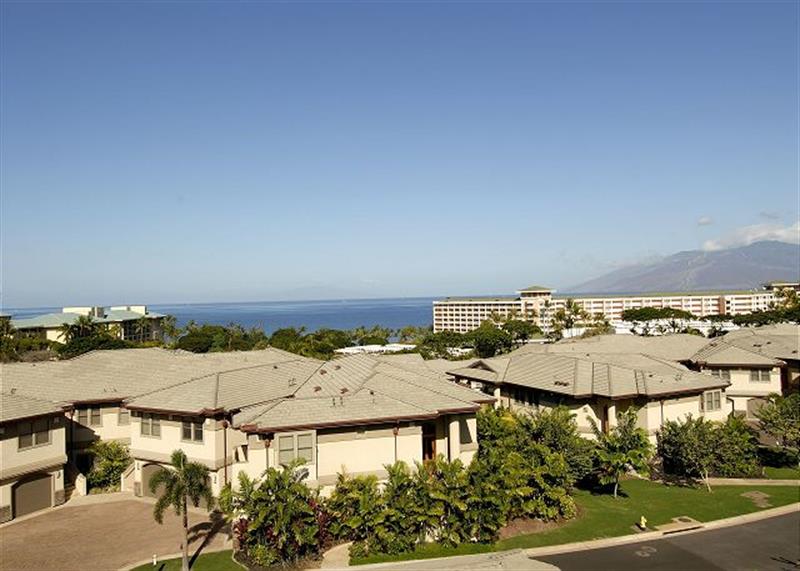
[351, 479, 800, 565]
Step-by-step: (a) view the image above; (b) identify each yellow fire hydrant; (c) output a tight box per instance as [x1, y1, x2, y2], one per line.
[639, 516, 648, 530]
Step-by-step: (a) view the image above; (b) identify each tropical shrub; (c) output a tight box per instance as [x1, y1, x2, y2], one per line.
[86, 440, 131, 491]
[657, 414, 761, 488]
[326, 473, 389, 558]
[527, 406, 596, 483]
[219, 462, 329, 567]
[657, 415, 716, 490]
[712, 415, 760, 478]
[756, 393, 800, 457]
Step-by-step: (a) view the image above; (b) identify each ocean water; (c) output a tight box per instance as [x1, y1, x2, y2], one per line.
[5, 298, 437, 334]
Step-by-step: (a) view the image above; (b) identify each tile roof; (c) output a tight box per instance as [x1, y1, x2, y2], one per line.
[1, 347, 490, 432]
[515, 333, 709, 362]
[448, 351, 727, 399]
[718, 325, 799, 362]
[689, 341, 781, 367]
[12, 310, 164, 329]
[0, 347, 301, 404]
[0, 392, 66, 423]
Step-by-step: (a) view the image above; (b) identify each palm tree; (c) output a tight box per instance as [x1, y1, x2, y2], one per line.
[589, 408, 652, 498]
[134, 316, 151, 342]
[59, 314, 98, 343]
[150, 450, 214, 571]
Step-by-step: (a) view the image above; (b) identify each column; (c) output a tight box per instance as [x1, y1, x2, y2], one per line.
[448, 416, 460, 461]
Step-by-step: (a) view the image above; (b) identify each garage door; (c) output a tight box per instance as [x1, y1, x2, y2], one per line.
[13, 473, 52, 518]
[141, 464, 163, 498]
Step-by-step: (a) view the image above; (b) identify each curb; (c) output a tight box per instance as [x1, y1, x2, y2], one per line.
[523, 502, 800, 559]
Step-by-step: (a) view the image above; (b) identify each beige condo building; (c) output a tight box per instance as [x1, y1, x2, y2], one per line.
[433, 283, 795, 333]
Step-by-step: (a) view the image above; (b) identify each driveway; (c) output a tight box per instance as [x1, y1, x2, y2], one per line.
[0, 498, 229, 571]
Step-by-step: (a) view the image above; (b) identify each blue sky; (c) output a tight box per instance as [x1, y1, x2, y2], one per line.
[1, 1, 798, 307]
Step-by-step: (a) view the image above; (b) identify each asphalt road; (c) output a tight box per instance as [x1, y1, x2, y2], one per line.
[539, 512, 800, 571]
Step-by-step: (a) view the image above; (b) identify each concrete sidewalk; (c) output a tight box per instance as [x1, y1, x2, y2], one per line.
[706, 477, 800, 486]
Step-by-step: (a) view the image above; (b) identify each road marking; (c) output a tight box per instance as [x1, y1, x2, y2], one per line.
[634, 546, 657, 558]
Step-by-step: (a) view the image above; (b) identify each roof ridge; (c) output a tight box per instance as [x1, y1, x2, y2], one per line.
[289, 359, 332, 397]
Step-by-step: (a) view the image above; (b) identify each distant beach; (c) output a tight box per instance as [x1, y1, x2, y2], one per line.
[4, 298, 437, 334]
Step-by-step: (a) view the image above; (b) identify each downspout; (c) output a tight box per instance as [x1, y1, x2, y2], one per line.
[393, 424, 399, 463]
[660, 400, 664, 426]
[222, 419, 229, 487]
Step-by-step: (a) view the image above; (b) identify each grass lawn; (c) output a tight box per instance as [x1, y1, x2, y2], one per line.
[763, 466, 800, 479]
[352, 479, 800, 565]
[130, 550, 242, 571]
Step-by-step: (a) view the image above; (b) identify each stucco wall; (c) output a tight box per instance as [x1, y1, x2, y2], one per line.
[1, 415, 68, 480]
[0, 415, 67, 522]
[723, 367, 783, 399]
[70, 405, 133, 449]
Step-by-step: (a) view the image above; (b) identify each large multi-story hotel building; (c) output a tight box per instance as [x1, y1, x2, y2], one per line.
[433, 283, 797, 333]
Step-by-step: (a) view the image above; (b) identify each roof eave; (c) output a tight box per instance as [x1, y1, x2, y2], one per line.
[238, 412, 441, 434]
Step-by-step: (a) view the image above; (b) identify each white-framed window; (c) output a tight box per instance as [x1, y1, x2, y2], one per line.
[18, 418, 51, 449]
[181, 419, 204, 442]
[709, 369, 731, 381]
[276, 432, 315, 465]
[140, 413, 161, 437]
[749, 369, 771, 383]
[118, 408, 130, 425]
[700, 390, 722, 412]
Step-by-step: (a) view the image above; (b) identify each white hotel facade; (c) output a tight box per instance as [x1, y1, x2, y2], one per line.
[432, 283, 794, 334]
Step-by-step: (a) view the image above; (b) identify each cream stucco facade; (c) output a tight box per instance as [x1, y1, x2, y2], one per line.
[0, 412, 67, 523]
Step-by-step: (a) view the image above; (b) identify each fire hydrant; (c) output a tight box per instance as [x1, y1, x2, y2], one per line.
[639, 516, 648, 530]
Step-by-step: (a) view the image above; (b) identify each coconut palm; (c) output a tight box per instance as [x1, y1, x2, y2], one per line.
[150, 450, 214, 571]
[59, 314, 98, 343]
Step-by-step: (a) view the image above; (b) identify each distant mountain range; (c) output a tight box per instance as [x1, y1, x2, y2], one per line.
[567, 241, 800, 294]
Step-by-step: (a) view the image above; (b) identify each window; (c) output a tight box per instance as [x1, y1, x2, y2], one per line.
[141, 413, 161, 437]
[701, 390, 722, 412]
[77, 407, 101, 426]
[749, 370, 771, 383]
[118, 408, 130, 425]
[276, 432, 315, 465]
[181, 419, 204, 442]
[297, 433, 313, 463]
[709, 369, 731, 380]
[18, 418, 50, 449]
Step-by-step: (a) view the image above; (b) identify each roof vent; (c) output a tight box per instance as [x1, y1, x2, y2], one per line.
[313, 386, 322, 392]
[340, 388, 349, 395]
[288, 377, 296, 386]
[273, 365, 279, 369]
[331, 397, 336, 407]
[334, 364, 341, 370]
[320, 369, 327, 375]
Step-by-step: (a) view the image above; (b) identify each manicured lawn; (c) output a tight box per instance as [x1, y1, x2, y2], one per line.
[763, 466, 800, 479]
[352, 479, 800, 565]
[131, 550, 242, 571]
